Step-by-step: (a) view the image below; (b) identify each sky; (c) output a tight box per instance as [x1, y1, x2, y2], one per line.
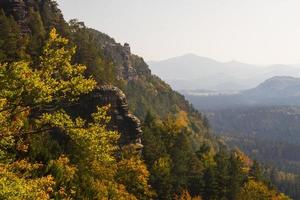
[56, 0, 300, 65]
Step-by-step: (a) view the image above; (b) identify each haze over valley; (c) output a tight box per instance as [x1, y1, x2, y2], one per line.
[1, 0, 300, 199]
[149, 53, 300, 198]
[149, 54, 300, 92]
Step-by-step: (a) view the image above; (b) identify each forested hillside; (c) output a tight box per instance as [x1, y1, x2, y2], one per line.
[206, 106, 300, 199]
[0, 0, 291, 199]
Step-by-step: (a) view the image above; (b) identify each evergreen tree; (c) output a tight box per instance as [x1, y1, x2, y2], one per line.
[40, 0, 67, 34]
[0, 29, 154, 199]
[188, 154, 205, 197]
[203, 167, 218, 200]
[0, 1, 292, 199]
[27, 8, 46, 59]
[171, 132, 193, 193]
[227, 154, 245, 200]
[69, 19, 117, 85]
[249, 160, 264, 181]
[0, 9, 24, 61]
[214, 151, 230, 199]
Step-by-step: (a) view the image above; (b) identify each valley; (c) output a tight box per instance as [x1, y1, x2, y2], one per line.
[150, 55, 300, 199]
[0, 0, 297, 199]
[149, 54, 300, 92]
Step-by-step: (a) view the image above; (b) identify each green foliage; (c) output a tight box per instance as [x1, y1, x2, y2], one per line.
[27, 8, 46, 59]
[116, 154, 156, 200]
[142, 112, 289, 200]
[202, 105, 300, 199]
[0, 29, 96, 161]
[39, 0, 67, 34]
[237, 180, 291, 200]
[0, 161, 54, 200]
[0, 1, 291, 199]
[67, 19, 119, 87]
[0, 29, 154, 200]
[0, 9, 25, 62]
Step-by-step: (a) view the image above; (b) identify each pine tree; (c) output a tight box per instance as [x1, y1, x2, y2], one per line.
[203, 166, 218, 200]
[214, 151, 230, 199]
[171, 132, 193, 193]
[27, 8, 46, 59]
[40, 0, 67, 34]
[0, 9, 8, 60]
[0, 29, 155, 199]
[0, 9, 24, 61]
[249, 160, 263, 181]
[227, 154, 245, 200]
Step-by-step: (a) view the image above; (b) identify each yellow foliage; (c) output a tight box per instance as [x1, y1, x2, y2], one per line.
[175, 190, 202, 200]
[117, 156, 155, 199]
[160, 110, 190, 137]
[37, 106, 120, 163]
[0, 28, 96, 163]
[233, 148, 253, 173]
[47, 155, 77, 184]
[153, 156, 172, 176]
[0, 161, 55, 200]
[175, 111, 189, 129]
[0, 28, 154, 199]
[237, 180, 291, 200]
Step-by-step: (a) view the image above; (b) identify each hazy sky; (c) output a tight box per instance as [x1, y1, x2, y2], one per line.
[57, 0, 300, 65]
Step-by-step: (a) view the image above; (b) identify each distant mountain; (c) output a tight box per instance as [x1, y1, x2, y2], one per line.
[148, 54, 258, 91]
[148, 54, 300, 92]
[0, 1, 292, 200]
[148, 53, 223, 80]
[244, 76, 300, 98]
[185, 76, 300, 110]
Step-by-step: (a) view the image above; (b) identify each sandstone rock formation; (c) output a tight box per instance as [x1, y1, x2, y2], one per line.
[103, 43, 139, 81]
[69, 85, 143, 151]
[5, 0, 29, 34]
[1, 0, 64, 35]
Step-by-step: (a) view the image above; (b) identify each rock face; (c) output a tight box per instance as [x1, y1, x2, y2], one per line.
[103, 43, 139, 81]
[69, 85, 143, 151]
[87, 29, 152, 82]
[4, 0, 29, 34]
[1, 0, 65, 35]
[0, 0, 144, 151]
[3, 0, 37, 34]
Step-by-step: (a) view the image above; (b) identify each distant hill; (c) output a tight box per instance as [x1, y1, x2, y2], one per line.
[148, 54, 300, 92]
[0, 1, 292, 200]
[186, 76, 300, 110]
[244, 76, 300, 98]
[185, 75, 300, 198]
[148, 54, 257, 91]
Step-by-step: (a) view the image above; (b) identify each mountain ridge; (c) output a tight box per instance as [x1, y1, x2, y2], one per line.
[149, 54, 300, 92]
[0, 1, 292, 199]
[185, 75, 300, 110]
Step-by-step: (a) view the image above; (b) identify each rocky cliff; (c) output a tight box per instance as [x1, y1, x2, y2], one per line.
[0, 0, 143, 149]
[0, 0, 65, 34]
[68, 85, 143, 151]
[85, 29, 151, 82]
[1, 0, 29, 34]
[104, 42, 142, 81]
[0, 0, 208, 150]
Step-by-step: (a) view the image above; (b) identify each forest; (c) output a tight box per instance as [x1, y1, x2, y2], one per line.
[206, 106, 300, 199]
[0, 0, 292, 199]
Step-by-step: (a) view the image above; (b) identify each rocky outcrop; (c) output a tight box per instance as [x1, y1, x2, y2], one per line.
[1, 0, 65, 35]
[4, 0, 30, 34]
[103, 42, 139, 81]
[87, 29, 152, 81]
[122, 43, 137, 81]
[68, 85, 143, 151]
